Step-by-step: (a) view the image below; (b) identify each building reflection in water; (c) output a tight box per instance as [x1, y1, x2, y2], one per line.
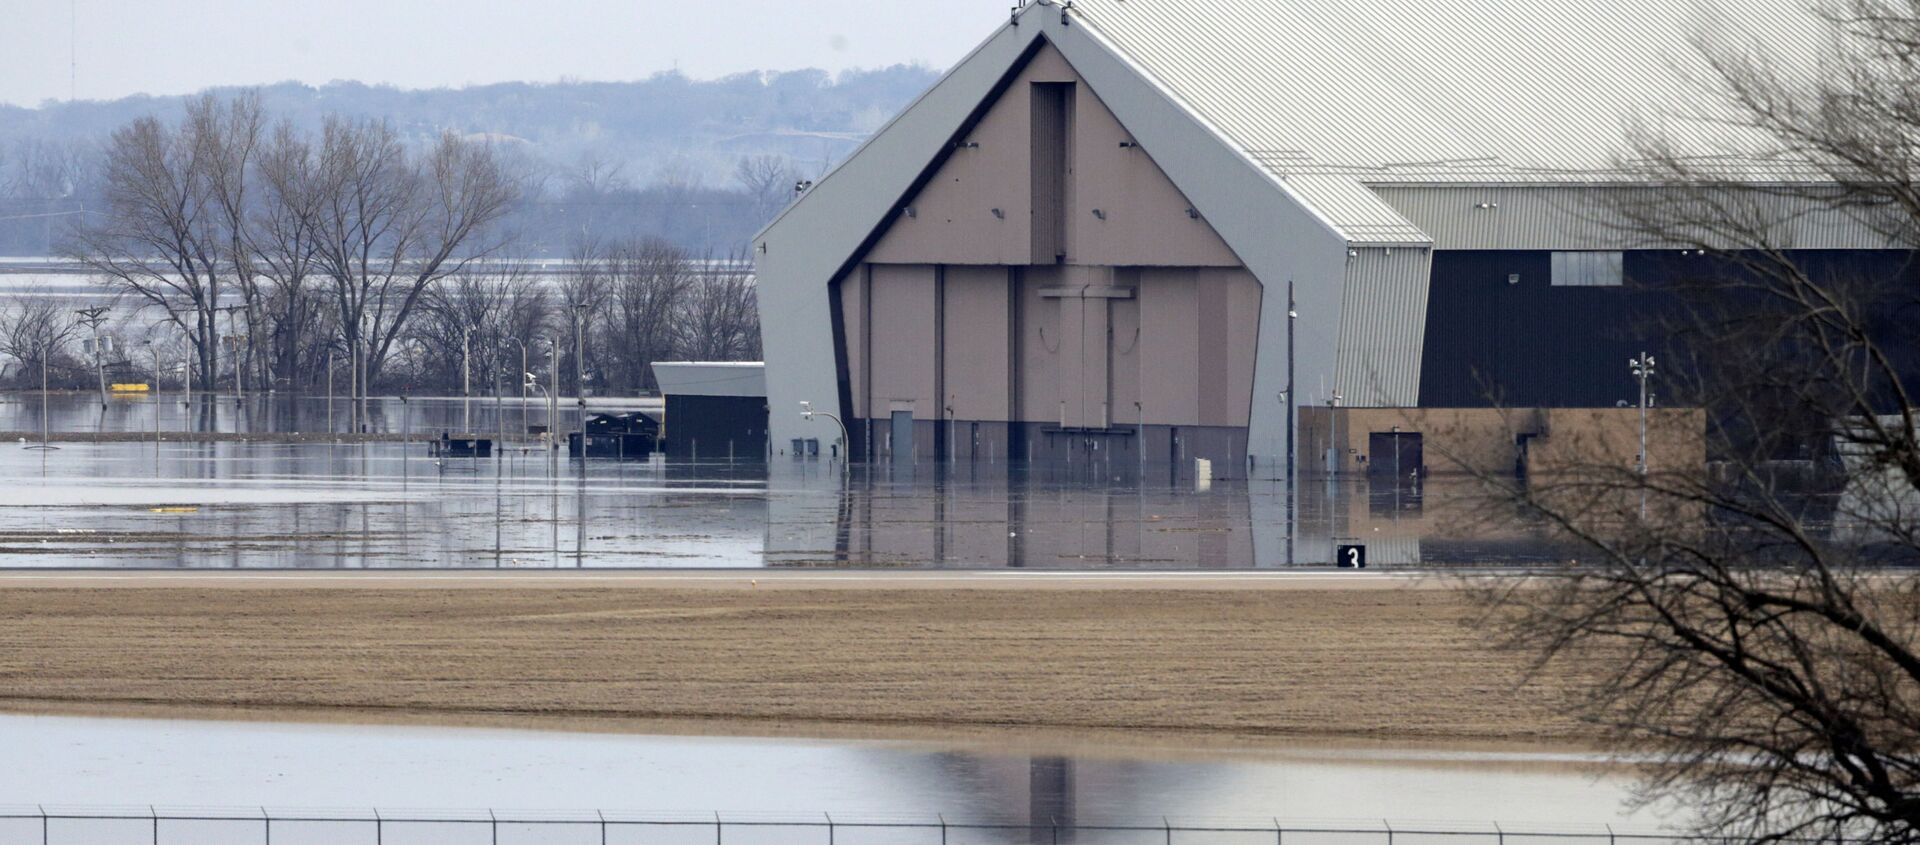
[765, 459, 1568, 569]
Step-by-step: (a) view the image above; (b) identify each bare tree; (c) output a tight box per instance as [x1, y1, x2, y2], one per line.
[0, 288, 82, 388]
[69, 94, 260, 388]
[1475, 5, 1920, 842]
[308, 118, 521, 422]
[734, 154, 794, 224]
[415, 267, 553, 397]
[677, 253, 760, 362]
[250, 121, 330, 391]
[591, 236, 692, 392]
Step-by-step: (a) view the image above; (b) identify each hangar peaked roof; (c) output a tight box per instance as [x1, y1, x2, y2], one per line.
[1057, 0, 1826, 181]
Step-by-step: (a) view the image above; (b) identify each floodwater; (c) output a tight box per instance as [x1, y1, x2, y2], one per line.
[0, 394, 1573, 569]
[0, 712, 1680, 844]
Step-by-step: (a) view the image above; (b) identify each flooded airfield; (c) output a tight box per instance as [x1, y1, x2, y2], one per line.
[0, 394, 1569, 569]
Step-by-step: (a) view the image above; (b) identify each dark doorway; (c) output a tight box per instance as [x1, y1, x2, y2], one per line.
[1367, 432, 1424, 479]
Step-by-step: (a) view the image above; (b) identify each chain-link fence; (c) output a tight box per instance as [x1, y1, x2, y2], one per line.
[0, 807, 1715, 845]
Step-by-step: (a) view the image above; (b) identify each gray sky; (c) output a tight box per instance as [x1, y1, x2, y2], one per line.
[2, 0, 1009, 107]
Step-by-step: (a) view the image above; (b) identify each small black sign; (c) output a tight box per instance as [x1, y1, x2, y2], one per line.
[1336, 544, 1367, 569]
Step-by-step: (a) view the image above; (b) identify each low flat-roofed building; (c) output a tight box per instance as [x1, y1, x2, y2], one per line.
[651, 362, 769, 460]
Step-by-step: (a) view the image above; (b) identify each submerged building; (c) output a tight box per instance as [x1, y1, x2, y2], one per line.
[758, 0, 1896, 477]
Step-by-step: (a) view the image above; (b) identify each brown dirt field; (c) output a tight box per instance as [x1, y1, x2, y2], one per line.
[0, 574, 1595, 744]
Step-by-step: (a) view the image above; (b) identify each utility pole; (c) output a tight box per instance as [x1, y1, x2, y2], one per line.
[74, 306, 111, 408]
[1630, 352, 1656, 520]
[462, 329, 472, 434]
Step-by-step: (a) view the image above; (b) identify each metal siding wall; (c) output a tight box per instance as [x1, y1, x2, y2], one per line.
[1418, 251, 1674, 408]
[666, 395, 771, 459]
[1334, 248, 1432, 406]
[1374, 186, 1904, 252]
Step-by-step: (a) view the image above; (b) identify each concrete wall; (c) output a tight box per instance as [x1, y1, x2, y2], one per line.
[1301, 406, 1705, 477]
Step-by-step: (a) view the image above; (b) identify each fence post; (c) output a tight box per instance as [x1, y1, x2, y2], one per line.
[39, 804, 46, 845]
[1495, 820, 1503, 845]
[1275, 817, 1284, 845]
[1166, 815, 1172, 845]
[1052, 815, 1059, 845]
[598, 810, 606, 845]
[1607, 823, 1616, 845]
[490, 809, 498, 845]
[715, 811, 722, 845]
[262, 807, 271, 845]
[1384, 818, 1393, 845]
[939, 813, 947, 845]
[150, 805, 157, 845]
[826, 811, 834, 845]
[374, 807, 382, 845]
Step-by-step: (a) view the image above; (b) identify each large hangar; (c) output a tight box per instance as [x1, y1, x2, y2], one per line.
[757, 0, 1899, 477]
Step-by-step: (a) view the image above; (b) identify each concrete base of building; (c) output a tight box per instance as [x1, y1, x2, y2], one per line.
[832, 407, 1705, 481]
[850, 418, 1255, 478]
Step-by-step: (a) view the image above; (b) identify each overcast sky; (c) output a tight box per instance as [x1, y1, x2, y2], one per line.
[1, 0, 1010, 107]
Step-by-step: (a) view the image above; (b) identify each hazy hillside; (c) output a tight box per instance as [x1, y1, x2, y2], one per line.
[0, 66, 943, 256]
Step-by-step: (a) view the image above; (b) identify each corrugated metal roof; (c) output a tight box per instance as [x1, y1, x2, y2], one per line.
[1281, 175, 1431, 245]
[1063, 0, 1825, 178]
[650, 362, 767, 398]
[1045, 0, 1835, 245]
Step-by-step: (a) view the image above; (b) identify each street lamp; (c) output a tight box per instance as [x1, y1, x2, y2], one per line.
[1630, 351, 1656, 520]
[798, 401, 849, 463]
[510, 337, 531, 438]
[75, 306, 110, 408]
[1629, 352, 1656, 477]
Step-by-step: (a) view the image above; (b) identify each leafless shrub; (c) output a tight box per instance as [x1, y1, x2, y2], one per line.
[1472, 5, 1920, 841]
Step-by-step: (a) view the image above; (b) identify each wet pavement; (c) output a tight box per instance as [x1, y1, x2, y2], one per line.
[0, 394, 1573, 569]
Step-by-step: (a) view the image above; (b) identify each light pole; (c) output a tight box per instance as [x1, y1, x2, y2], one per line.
[28, 339, 58, 451]
[326, 345, 336, 435]
[1285, 282, 1296, 567]
[799, 401, 849, 471]
[144, 339, 160, 448]
[75, 306, 110, 408]
[462, 329, 473, 434]
[573, 304, 588, 460]
[546, 335, 559, 453]
[511, 337, 530, 439]
[1630, 351, 1656, 519]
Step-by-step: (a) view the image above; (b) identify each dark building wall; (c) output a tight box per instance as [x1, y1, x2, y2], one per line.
[1417, 249, 1920, 409]
[664, 395, 769, 460]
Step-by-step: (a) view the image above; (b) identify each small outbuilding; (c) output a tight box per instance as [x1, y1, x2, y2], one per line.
[651, 362, 768, 460]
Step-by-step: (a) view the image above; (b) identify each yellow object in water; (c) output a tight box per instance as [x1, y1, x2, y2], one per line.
[111, 383, 151, 393]
[149, 506, 198, 514]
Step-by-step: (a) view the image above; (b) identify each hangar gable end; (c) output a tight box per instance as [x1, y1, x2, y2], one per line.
[864, 41, 1239, 268]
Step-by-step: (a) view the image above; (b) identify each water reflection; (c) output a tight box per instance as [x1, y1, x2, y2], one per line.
[0, 394, 1581, 569]
[0, 713, 1668, 831]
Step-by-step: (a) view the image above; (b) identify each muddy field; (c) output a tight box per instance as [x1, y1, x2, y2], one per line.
[0, 574, 1596, 743]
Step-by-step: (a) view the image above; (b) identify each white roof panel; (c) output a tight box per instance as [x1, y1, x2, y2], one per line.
[651, 362, 767, 398]
[1065, 0, 1826, 177]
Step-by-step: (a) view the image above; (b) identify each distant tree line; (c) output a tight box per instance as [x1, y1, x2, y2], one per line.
[0, 67, 939, 256]
[1, 93, 766, 409]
